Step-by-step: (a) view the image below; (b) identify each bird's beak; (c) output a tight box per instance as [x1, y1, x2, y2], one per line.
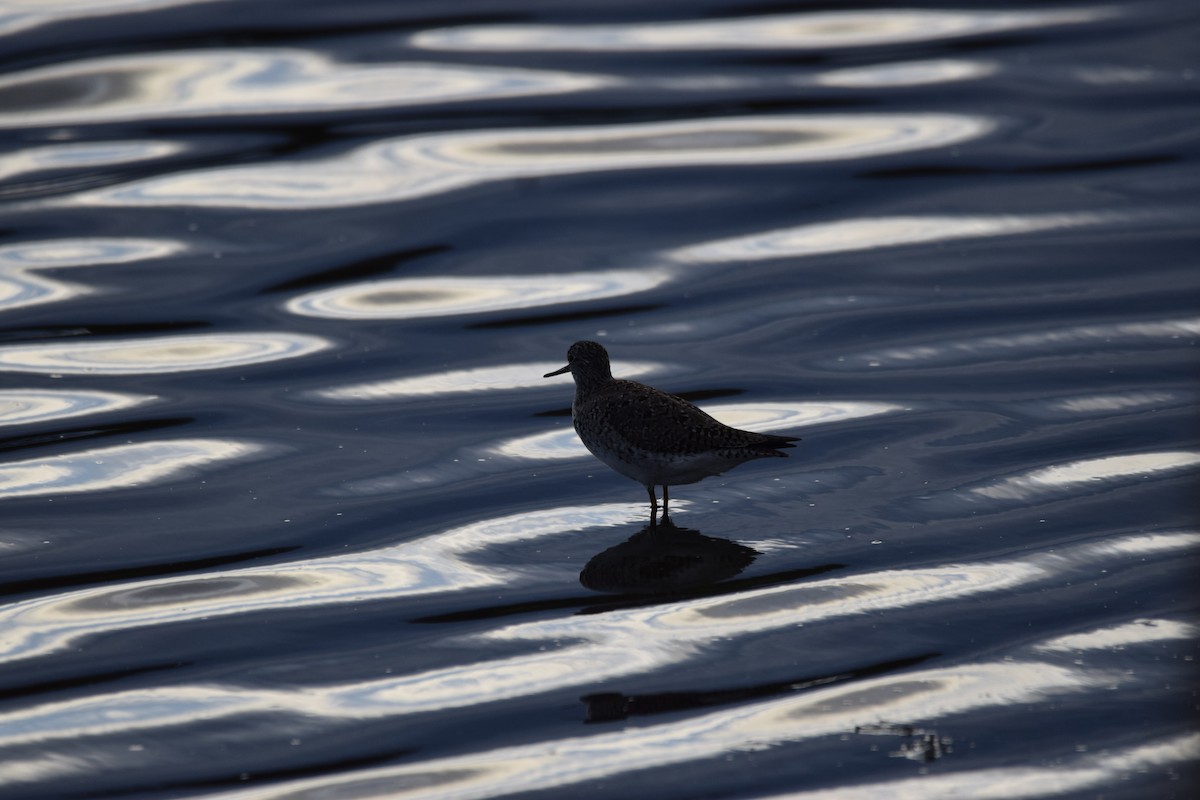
[543, 364, 571, 378]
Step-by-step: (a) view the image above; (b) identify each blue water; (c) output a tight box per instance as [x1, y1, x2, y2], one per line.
[0, 1, 1197, 798]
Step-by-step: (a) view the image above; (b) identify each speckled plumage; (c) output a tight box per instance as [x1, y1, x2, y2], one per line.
[544, 340, 798, 521]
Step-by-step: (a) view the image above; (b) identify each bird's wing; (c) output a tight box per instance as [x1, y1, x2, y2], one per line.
[593, 380, 781, 454]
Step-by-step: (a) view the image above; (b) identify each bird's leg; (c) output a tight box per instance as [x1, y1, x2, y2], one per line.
[661, 485, 670, 521]
[646, 485, 659, 526]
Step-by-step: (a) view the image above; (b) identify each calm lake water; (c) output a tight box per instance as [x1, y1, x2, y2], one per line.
[0, 1, 1197, 798]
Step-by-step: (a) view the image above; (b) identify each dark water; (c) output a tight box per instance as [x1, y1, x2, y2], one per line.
[1, 1, 1198, 798]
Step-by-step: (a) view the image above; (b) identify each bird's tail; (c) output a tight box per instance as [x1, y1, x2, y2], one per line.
[752, 433, 799, 454]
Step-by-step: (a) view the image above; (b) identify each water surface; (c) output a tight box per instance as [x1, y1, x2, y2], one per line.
[0, 1, 1197, 798]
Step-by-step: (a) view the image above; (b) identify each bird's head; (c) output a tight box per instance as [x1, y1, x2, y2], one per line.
[544, 340, 613, 385]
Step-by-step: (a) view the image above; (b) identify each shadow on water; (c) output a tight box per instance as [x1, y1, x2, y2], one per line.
[582, 651, 938, 723]
[261, 243, 452, 293]
[0, 545, 299, 597]
[0, 661, 188, 703]
[0, 415, 193, 455]
[0, 320, 210, 343]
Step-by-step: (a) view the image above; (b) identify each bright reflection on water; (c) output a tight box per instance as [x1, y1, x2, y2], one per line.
[412, 8, 1111, 51]
[1034, 618, 1196, 652]
[312, 360, 664, 402]
[0, 237, 184, 312]
[0, 438, 266, 500]
[82, 114, 991, 209]
[816, 59, 997, 88]
[287, 210, 1137, 327]
[0, 389, 156, 427]
[287, 270, 670, 321]
[666, 213, 1121, 264]
[710, 401, 905, 434]
[3, 530, 1193, 754]
[752, 735, 1200, 800]
[0, 532, 1180, 758]
[825, 318, 1200, 371]
[0, 0, 212, 36]
[0, 331, 332, 375]
[494, 401, 901, 460]
[166, 709, 1200, 798]
[653, 58, 994, 92]
[1012, 391, 1196, 424]
[0, 140, 185, 181]
[969, 451, 1200, 501]
[0, 504, 637, 663]
[0, 50, 608, 128]
[17, 664, 1183, 799]
[1048, 391, 1182, 414]
[11, 662, 1089, 792]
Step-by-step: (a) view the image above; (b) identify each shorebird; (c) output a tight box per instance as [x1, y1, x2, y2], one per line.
[544, 340, 798, 522]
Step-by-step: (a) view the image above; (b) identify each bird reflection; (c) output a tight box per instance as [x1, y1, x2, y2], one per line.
[579, 516, 758, 595]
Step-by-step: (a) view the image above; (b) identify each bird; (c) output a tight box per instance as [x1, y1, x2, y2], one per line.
[544, 340, 798, 523]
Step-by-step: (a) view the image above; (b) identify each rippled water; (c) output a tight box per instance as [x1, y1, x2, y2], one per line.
[1, 1, 1197, 798]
